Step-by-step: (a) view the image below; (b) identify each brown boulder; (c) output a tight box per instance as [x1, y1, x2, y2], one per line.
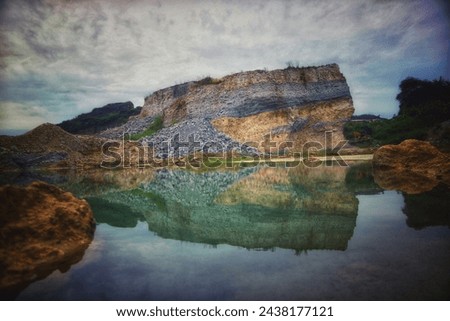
[373, 139, 450, 194]
[0, 181, 95, 298]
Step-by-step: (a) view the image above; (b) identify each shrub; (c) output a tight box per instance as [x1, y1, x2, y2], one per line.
[195, 76, 222, 86]
[129, 115, 163, 140]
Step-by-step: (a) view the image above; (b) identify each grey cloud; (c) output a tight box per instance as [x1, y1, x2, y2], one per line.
[0, 0, 448, 130]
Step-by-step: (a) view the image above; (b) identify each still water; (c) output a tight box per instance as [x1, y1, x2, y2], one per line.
[4, 163, 450, 300]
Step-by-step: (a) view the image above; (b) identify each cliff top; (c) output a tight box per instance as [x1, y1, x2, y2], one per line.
[145, 63, 344, 102]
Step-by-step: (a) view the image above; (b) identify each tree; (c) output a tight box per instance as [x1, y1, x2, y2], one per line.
[396, 77, 450, 124]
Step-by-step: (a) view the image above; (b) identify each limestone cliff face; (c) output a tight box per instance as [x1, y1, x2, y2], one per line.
[139, 64, 353, 155]
[141, 64, 349, 119]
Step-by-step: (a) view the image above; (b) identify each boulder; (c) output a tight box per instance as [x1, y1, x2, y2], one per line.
[0, 181, 95, 298]
[372, 139, 450, 194]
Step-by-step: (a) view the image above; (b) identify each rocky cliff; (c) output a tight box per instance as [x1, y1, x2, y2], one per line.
[1, 64, 354, 170]
[104, 64, 354, 157]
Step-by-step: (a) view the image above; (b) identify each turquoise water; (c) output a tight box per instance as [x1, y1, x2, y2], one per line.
[4, 163, 450, 300]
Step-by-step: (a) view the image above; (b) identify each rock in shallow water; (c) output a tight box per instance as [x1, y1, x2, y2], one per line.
[372, 139, 450, 194]
[0, 181, 95, 298]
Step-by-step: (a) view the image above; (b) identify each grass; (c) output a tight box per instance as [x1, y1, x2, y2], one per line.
[129, 115, 164, 140]
[195, 76, 222, 86]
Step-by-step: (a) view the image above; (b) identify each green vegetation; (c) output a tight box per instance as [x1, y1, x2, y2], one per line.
[129, 188, 167, 211]
[345, 77, 450, 147]
[397, 77, 450, 123]
[85, 196, 144, 228]
[129, 115, 164, 140]
[344, 115, 428, 147]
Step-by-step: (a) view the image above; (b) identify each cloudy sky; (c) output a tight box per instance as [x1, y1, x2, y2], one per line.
[0, 0, 449, 134]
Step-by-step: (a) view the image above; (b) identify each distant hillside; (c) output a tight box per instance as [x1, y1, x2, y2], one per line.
[350, 114, 385, 121]
[58, 102, 141, 135]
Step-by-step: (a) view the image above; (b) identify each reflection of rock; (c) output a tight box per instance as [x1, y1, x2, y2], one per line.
[402, 184, 450, 229]
[215, 167, 294, 208]
[0, 168, 155, 199]
[85, 197, 145, 228]
[0, 181, 95, 298]
[373, 169, 438, 194]
[373, 139, 450, 194]
[0, 168, 155, 230]
[142, 166, 358, 252]
[216, 166, 357, 215]
[142, 168, 256, 206]
[58, 168, 155, 198]
[345, 162, 383, 195]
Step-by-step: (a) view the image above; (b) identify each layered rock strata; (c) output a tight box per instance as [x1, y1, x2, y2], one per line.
[127, 64, 354, 157]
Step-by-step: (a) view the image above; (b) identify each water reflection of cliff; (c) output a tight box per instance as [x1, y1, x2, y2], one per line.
[0, 169, 154, 229]
[141, 165, 359, 252]
[0, 168, 155, 198]
[1, 165, 362, 251]
[345, 162, 383, 195]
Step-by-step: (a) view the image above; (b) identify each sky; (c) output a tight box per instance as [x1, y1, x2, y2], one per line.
[0, 0, 449, 135]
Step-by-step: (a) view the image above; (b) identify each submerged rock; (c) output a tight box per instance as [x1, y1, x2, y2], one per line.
[372, 139, 450, 194]
[0, 181, 95, 298]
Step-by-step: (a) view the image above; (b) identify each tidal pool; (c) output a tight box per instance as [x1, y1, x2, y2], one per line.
[3, 163, 450, 300]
